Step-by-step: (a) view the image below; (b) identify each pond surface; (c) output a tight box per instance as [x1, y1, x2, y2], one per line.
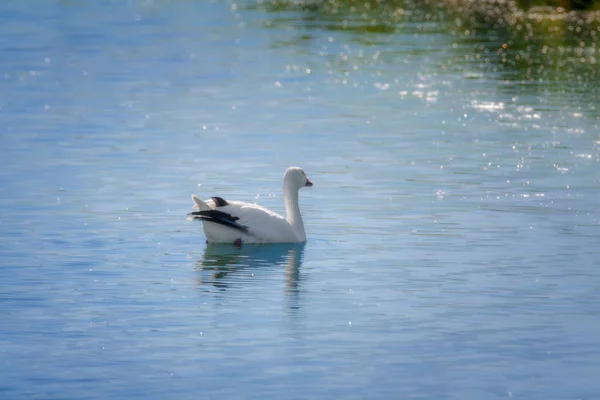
[1, 1, 599, 399]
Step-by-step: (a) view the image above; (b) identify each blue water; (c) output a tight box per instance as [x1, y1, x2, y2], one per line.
[1, 1, 600, 399]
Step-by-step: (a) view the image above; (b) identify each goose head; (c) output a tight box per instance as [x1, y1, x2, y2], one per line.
[283, 167, 313, 191]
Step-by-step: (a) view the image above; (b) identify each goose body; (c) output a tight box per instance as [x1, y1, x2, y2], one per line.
[189, 167, 312, 244]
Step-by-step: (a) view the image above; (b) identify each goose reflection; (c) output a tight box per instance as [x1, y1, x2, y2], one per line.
[195, 243, 305, 292]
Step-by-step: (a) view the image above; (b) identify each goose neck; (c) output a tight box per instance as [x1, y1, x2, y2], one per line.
[283, 184, 305, 241]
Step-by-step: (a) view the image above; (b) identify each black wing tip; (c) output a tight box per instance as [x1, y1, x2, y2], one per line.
[191, 209, 248, 233]
[211, 197, 228, 207]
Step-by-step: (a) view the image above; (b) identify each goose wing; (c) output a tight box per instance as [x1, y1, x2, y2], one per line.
[189, 196, 295, 241]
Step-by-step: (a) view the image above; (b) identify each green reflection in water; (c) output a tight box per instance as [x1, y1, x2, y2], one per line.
[246, 0, 599, 117]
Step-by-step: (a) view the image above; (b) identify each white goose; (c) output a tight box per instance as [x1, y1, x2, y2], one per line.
[188, 167, 312, 244]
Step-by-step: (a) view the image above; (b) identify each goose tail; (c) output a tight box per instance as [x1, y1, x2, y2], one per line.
[191, 194, 211, 211]
[188, 194, 211, 220]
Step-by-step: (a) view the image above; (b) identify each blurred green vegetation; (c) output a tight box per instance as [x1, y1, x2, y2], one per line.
[517, 0, 600, 10]
[426, 0, 600, 81]
[251, 0, 599, 115]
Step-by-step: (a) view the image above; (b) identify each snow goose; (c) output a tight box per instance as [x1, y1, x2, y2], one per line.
[188, 167, 312, 244]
